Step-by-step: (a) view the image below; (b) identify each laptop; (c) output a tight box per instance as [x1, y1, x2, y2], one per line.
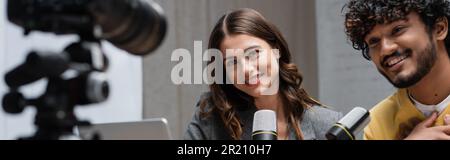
[76, 118, 172, 140]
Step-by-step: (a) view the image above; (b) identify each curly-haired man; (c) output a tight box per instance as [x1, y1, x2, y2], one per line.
[344, 0, 450, 140]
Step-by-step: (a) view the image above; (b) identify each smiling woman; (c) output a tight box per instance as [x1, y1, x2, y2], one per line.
[184, 8, 342, 140]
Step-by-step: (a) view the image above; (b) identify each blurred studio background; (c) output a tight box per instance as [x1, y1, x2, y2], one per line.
[0, 0, 395, 139]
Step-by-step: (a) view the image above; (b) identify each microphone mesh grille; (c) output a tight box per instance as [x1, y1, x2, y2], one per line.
[338, 107, 368, 129]
[252, 110, 277, 132]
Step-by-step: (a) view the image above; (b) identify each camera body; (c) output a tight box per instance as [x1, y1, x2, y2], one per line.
[8, 0, 167, 55]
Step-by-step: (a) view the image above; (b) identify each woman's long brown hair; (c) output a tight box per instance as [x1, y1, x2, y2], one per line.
[201, 8, 321, 140]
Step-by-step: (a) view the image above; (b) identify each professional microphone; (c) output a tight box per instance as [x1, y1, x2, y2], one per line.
[252, 110, 277, 140]
[326, 107, 370, 140]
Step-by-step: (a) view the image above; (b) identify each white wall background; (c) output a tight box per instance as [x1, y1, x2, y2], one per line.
[0, 0, 143, 140]
[0, 0, 5, 139]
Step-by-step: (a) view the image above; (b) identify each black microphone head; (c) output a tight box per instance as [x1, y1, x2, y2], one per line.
[326, 107, 370, 140]
[252, 110, 277, 140]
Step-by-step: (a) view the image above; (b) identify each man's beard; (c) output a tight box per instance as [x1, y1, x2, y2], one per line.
[378, 42, 437, 88]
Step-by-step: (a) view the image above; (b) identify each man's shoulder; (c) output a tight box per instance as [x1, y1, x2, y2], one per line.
[364, 90, 403, 140]
[370, 90, 403, 118]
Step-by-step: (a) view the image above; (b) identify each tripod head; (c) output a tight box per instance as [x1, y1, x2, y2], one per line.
[2, 0, 167, 140]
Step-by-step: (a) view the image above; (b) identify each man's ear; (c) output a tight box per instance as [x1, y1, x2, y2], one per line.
[434, 17, 448, 41]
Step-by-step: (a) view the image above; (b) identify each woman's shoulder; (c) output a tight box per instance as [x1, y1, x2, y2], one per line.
[184, 92, 231, 140]
[193, 92, 215, 114]
[190, 92, 216, 124]
[302, 105, 343, 140]
[304, 105, 343, 120]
